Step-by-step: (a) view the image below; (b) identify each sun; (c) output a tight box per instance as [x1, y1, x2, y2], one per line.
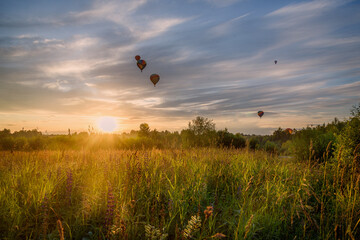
[97, 116, 118, 133]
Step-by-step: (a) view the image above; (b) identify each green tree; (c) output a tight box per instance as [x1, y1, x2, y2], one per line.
[350, 102, 360, 118]
[188, 116, 215, 135]
[139, 123, 150, 137]
[182, 116, 217, 147]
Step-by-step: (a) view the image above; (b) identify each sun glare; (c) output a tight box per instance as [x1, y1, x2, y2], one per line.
[97, 116, 118, 133]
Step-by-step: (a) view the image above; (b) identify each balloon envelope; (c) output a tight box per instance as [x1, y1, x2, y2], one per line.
[137, 60, 147, 72]
[150, 74, 160, 86]
[258, 111, 264, 118]
[285, 128, 293, 134]
[135, 55, 141, 61]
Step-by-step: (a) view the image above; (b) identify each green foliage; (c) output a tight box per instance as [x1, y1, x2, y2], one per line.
[14, 137, 27, 150]
[28, 136, 45, 150]
[335, 116, 360, 165]
[264, 140, 278, 153]
[0, 136, 15, 150]
[188, 116, 215, 135]
[248, 137, 259, 150]
[287, 127, 336, 161]
[181, 116, 217, 147]
[217, 129, 246, 149]
[269, 127, 292, 143]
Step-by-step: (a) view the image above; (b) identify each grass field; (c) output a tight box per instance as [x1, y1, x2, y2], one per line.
[0, 148, 359, 239]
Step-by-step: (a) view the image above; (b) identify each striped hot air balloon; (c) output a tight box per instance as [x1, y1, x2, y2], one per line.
[150, 74, 160, 87]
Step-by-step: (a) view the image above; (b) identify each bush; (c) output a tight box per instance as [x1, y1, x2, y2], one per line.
[217, 130, 246, 149]
[264, 141, 278, 153]
[287, 128, 335, 161]
[233, 133, 246, 148]
[0, 137, 15, 150]
[14, 137, 27, 150]
[28, 137, 45, 150]
[335, 117, 360, 165]
[248, 137, 259, 150]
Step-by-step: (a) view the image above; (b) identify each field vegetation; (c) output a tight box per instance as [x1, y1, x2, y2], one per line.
[0, 104, 359, 239]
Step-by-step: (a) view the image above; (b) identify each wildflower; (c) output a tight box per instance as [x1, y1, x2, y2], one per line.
[212, 233, 226, 238]
[204, 206, 213, 220]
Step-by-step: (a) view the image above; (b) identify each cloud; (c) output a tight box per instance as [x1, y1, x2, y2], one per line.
[67, 0, 189, 41]
[198, 0, 241, 7]
[209, 13, 249, 36]
[267, 0, 350, 20]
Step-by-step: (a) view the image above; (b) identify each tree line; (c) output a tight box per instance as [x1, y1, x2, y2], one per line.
[1, 103, 359, 165]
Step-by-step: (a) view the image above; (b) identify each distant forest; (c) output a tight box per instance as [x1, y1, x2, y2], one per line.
[1, 103, 359, 164]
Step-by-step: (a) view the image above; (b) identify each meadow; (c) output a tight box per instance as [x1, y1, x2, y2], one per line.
[1, 147, 359, 240]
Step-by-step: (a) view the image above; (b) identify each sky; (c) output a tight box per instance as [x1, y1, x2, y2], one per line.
[0, 0, 360, 135]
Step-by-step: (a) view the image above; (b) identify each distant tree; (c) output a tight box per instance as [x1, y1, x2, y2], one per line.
[217, 129, 246, 149]
[0, 129, 11, 138]
[350, 102, 360, 118]
[139, 123, 150, 137]
[182, 116, 217, 147]
[188, 116, 215, 135]
[270, 127, 291, 143]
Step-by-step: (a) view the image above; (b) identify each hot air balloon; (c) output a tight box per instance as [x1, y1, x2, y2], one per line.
[137, 59, 147, 72]
[135, 55, 141, 61]
[285, 128, 293, 134]
[258, 111, 264, 118]
[274, 60, 277, 64]
[150, 74, 160, 87]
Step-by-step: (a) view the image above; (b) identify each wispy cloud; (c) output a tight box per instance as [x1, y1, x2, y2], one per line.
[200, 0, 241, 7]
[209, 13, 249, 36]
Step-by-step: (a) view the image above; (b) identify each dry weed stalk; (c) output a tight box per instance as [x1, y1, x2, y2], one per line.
[56, 219, 64, 240]
[204, 206, 213, 220]
[244, 214, 254, 239]
[245, 176, 254, 192]
[211, 233, 226, 238]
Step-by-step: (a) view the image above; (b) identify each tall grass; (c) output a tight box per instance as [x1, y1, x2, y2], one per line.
[0, 148, 359, 239]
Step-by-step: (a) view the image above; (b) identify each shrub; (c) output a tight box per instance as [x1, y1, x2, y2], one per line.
[334, 117, 360, 165]
[264, 141, 278, 153]
[0, 137, 15, 150]
[14, 137, 27, 150]
[28, 137, 45, 150]
[248, 137, 259, 150]
[233, 133, 246, 148]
